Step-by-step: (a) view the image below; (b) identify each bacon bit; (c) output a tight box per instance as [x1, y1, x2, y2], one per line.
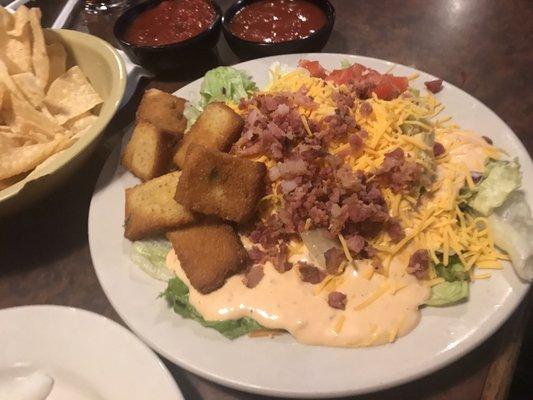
[298, 262, 326, 284]
[482, 135, 493, 145]
[407, 249, 430, 279]
[424, 79, 443, 94]
[433, 142, 445, 157]
[248, 246, 266, 264]
[386, 219, 405, 243]
[324, 247, 345, 274]
[376, 148, 423, 193]
[345, 234, 365, 255]
[243, 265, 264, 288]
[328, 291, 347, 310]
[359, 101, 373, 117]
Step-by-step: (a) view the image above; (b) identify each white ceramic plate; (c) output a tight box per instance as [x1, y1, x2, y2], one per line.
[0, 305, 183, 400]
[88, 53, 532, 398]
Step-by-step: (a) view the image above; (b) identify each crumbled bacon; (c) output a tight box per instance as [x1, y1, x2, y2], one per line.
[328, 291, 347, 310]
[424, 79, 443, 94]
[298, 262, 326, 284]
[358, 101, 373, 117]
[324, 247, 345, 274]
[407, 249, 430, 279]
[433, 142, 445, 157]
[243, 265, 264, 288]
[376, 148, 423, 193]
[386, 219, 405, 243]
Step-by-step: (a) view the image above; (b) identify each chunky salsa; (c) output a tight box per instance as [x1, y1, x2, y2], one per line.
[229, 0, 327, 43]
[124, 0, 216, 46]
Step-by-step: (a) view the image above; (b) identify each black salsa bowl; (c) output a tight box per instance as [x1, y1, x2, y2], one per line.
[222, 0, 335, 60]
[113, 0, 222, 74]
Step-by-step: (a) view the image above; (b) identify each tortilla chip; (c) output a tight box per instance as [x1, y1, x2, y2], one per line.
[0, 58, 26, 100]
[0, 29, 32, 74]
[28, 8, 49, 87]
[0, 134, 70, 179]
[12, 72, 44, 107]
[0, 7, 14, 30]
[7, 5, 30, 37]
[64, 111, 97, 137]
[46, 42, 67, 87]
[6, 92, 65, 137]
[45, 66, 102, 125]
[0, 83, 4, 112]
[0, 171, 29, 190]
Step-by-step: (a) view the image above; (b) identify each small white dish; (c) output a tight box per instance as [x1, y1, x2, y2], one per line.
[0, 305, 183, 400]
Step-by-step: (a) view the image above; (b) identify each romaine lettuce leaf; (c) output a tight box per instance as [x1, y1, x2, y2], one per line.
[131, 239, 175, 281]
[425, 281, 469, 306]
[184, 66, 257, 127]
[434, 255, 469, 282]
[162, 278, 264, 339]
[488, 191, 533, 281]
[468, 159, 521, 216]
[199, 66, 257, 107]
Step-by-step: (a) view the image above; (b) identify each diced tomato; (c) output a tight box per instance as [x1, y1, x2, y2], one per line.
[298, 59, 327, 79]
[325, 68, 354, 85]
[372, 75, 408, 100]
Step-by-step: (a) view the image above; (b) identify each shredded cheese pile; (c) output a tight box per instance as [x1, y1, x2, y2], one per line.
[232, 67, 508, 286]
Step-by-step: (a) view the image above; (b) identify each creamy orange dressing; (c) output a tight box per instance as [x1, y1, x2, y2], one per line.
[166, 250, 429, 347]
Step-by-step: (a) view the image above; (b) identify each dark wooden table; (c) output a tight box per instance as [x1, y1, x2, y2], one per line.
[1, 1, 532, 399]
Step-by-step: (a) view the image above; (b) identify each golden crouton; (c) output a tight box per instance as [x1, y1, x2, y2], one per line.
[136, 88, 187, 138]
[167, 221, 248, 294]
[122, 121, 176, 181]
[175, 144, 266, 224]
[124, 171, 197, 240]
[173, 102, 243, 169]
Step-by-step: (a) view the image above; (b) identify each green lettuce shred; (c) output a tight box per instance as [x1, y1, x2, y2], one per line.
[426, 281, 469, 306]
[467, 158, 521, 216]
[434, 255, 469, 282]
[426, 255, 469, 306]
[184, 66, 258, 128]
[340, 59, 352, 69]
[161, 278, 264, 339]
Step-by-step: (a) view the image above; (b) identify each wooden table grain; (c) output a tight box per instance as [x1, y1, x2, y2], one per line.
[1, 1, 531, 399]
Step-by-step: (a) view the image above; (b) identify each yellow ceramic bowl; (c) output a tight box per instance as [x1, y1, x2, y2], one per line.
[0, 29, 126, 216]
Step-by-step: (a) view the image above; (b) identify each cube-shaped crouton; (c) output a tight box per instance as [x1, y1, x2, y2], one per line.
[122, 121, 176, 181]
[175, 144, 266, 224]
[173, 102, 243, 169]
[167, 221, 248, 294]
[136, 88, 187, 138]
[124, 171, 197, 240]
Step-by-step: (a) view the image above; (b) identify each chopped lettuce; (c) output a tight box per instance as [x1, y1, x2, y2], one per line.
[426, 255, 469, 306]
[131, 239, 175, 281]
[434, 255, 469, 282]
[162, 278, 264, 339]
[488, 192, 533, 281]
[132, 239, 265, 338]
[184, 66, 258, 127]
[340, 59, 352, 69]
[468, 159, 521, 216]
[425, 281, 469, 307]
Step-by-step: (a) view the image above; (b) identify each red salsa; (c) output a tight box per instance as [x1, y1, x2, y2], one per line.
[124, 0, 215, 46]
[229, 0, 327, 43]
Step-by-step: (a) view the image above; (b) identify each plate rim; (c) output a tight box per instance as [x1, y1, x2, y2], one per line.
[88, 52, 531, 398]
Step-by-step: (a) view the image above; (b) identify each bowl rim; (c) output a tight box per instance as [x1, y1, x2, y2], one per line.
[113, 0, 222, 51]
[221, 0, 336, 47]
[0, 28, 127, 204]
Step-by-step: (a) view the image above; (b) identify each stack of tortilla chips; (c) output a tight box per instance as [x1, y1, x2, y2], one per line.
[0, 6, 103, 189]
